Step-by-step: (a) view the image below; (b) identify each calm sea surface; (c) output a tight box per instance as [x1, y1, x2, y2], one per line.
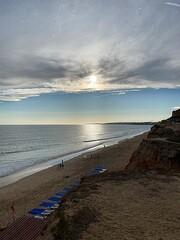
[0, 124, 151, 178]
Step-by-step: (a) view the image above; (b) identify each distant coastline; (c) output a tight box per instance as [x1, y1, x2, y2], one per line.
[102, 122, 156, 125]
[0, 122, 155, 126]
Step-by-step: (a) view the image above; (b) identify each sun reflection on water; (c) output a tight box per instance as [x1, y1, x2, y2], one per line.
[81, 124, 104, 142]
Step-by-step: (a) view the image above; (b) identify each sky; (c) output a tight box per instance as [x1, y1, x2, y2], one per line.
[0, 0, 180, 124]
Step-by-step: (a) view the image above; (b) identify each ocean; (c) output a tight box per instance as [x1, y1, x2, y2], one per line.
[0, 124, 151, 180]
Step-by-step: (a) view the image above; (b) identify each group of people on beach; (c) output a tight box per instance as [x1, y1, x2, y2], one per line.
[59, 148, 104, 169]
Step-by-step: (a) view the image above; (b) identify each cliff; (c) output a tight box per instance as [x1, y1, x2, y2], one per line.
[172, 108, 180, 118]
[125, 110, 180, 172]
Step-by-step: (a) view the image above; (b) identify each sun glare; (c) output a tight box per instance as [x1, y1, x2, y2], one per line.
[90, 75, 97, 84]
[87, 75, 99, 90]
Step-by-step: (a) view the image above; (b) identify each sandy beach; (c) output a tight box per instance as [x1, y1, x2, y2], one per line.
[0, 132, 147, 229]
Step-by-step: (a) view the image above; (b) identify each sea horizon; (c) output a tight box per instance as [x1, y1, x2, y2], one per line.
[0, 121, 155, 126]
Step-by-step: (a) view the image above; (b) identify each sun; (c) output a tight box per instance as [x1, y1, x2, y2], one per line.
[90, 75, 97, 84]
[87, 75, 98, 89]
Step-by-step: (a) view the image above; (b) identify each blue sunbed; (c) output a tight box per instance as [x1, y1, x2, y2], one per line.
[29, 208, 54, 216]
[63, 187, 71, 192]
[97, 164, 106, 169]
[91, 170, 100, 174]
[48, 197, 61, 202]
[94, 168, 107, 172]
[39, 202, 59, 208]
[74, 180, 81, 185]
[56, 191, 66, 197]
[28, 208, 45, 215]
[67, 185, 75, 189]
[92, 168, 101, 172]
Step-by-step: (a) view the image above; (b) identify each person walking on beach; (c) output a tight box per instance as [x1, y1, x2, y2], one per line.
[59, 160, 64, 168]
[11, 203, 15, 221]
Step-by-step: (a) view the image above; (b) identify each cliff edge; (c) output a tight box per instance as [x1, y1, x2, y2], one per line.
[125, 109, 180, 171]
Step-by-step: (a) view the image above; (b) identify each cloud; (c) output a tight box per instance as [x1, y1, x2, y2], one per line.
[94, 89, 140, 98]
[0, 54, 94, 100]
[0, 88, 56, 101]
[108, 57, 180, 88]
[0, 55, 180, 101]
[0, 55, 92, 84]
[95, 90, 126, 98]
[0, 1, 180, 102]
[97, 57, 126, 81]
[172, 106, 180, 110]
[165, 2, 180, 7]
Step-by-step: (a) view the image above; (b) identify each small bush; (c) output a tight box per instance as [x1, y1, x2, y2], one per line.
[52, 207, 97, 240]
[51, 213, 71, 240]
[71, 207, 97, 238]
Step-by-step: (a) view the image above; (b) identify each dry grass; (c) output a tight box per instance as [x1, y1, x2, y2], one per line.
[42, 171, 180, 240]
[51, 179, 99, 240]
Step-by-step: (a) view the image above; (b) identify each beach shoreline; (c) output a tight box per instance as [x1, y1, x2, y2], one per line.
[0, 131, 148, 188]
[0, 132, 147, 228]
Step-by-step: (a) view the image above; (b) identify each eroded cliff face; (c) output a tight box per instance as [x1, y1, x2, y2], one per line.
[125, 139, 180, 171]
[125, 110, 180, 172]
[147, 124, 175, 139]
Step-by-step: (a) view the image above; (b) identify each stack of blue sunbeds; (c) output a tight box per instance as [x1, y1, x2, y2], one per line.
[87, 164, 107, 176]
[28, 164, 107, 219]
[28, 180, 81, 219]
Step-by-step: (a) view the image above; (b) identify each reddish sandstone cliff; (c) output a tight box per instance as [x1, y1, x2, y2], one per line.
[125, 110, 180, 172]
[125, 139, 180, 171]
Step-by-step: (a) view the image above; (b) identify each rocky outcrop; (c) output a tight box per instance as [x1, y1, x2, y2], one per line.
[172, 109, 180, 118]
[125, 109, 180, 172]
[147, 123, 175, 139]
[125, 139, 180, 171]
